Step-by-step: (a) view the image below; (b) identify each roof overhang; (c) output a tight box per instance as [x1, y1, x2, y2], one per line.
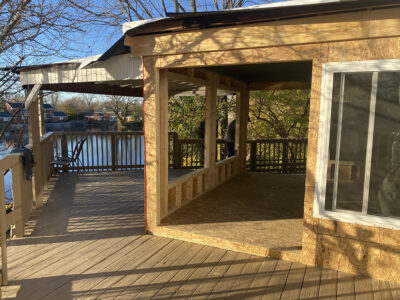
[124, 0, 400, 38]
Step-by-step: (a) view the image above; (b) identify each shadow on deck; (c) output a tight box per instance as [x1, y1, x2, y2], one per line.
[3, 171, 400, 299]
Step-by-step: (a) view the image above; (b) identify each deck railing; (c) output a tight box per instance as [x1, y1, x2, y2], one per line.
[53, 132, 307, 174]
[0, 151, 35, 285]
[54, 131, 144, 172]
[169, 134, 307, 173]
[247, 138, 308, 173]
[40, 132, 55, 188]
[168, 133, 226, 169]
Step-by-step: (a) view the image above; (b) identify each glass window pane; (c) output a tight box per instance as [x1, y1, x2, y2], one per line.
[369, 72, 400, 217]
[326, 72, 373, 212]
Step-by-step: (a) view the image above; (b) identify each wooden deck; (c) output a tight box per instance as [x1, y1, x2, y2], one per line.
[3, 171, 400, 299]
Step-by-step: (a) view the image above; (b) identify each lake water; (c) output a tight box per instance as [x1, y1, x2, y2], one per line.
[0, 133, 146, 204]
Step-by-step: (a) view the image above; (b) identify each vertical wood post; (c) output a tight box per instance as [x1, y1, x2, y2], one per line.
[11, 157, 24, 238]
[38, 90, 45, 136]
[172, 132, 180, 169]
[205, 74, 217, 189]
[60, 134, 68, 173]
[159, 69, 169, 219]
[0, 172, 8, 285]
[0, 173, 7, 286]
[27, 85, 43, 208]
[282, 139, 289, 173]
[250, 141, 257, 172]
[111, 134, 116, 171]
[237, 86, 249, 171]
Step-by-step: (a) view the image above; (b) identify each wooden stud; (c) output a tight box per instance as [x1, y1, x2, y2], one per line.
[236, 87, 249, 171]
[159, 69, 169, 219]
[204, 74, 218, 188]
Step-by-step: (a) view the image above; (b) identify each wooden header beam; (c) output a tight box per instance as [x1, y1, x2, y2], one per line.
[125, 8, 400, 57]
[166, 68, 245, 92]
[248, 81, 311, 91]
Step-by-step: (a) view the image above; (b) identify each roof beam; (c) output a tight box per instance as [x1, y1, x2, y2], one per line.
[248, 81, 311, 91]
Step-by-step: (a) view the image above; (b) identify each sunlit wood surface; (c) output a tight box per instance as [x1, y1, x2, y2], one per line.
[3, 171, 400, 299]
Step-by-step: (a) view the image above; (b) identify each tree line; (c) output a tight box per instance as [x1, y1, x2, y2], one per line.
[168, 89, 311, 140]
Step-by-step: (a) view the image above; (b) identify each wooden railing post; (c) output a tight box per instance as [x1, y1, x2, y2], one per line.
[282, 139, 289, 173]
[11, 156, 25, 238]
[111, 134, 116, 171]
[172, 132, 180, 169]
[250, 141, 257, 172]
[61, 134, 68, 173]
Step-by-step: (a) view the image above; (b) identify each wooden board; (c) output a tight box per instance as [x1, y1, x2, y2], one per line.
[126, 8, 400, 57]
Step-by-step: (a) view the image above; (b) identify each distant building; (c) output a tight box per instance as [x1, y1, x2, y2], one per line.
[43, 104, 55, 122]
[52, 111, 68, 122]
[0, 111, 11, 123]
[85, 111, 115, 121]
[6, 102, 26, 122]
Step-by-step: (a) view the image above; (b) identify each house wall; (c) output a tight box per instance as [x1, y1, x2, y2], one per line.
[138, 13, 400, 283]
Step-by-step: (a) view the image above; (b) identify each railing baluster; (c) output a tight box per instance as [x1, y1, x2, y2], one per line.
[125, 134, 128, 170]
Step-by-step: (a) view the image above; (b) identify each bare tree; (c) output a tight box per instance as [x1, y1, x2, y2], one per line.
[68, 0, 275, 37]
[105, 95, 134, 128]
[82, 94, 96, 113]
[45, 93, 60, 110]
[0, 0, 90, 145]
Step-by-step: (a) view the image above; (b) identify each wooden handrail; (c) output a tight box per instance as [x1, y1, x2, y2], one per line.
[0, 152, 34, 285]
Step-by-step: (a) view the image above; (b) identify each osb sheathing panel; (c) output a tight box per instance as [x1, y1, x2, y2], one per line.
[153, 226, 302, 264]
[318, 235, 400, 283]
[308, 37, 400, 282]
[143, 36, 400, 282]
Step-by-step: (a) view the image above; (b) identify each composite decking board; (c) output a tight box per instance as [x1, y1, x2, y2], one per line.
[318, 268, 338, 299]
[337, 271, 356, 300]
[75, 236, 173, 300]
[224, 255, 265, 299]
[388, 281, 400, 299]
[162, 248, 228, 299]
[41, 234, 152, 300]
[152, 244, 215, 299]
[95, 239, 185, 300]
[7, 239, 70, 266]
[209, 252, 252, 299]
[8, 239, 95, 279]
[354, 276, 373, 300]
[2, 173, 400, 299]
[130, 242, 205, 299]
[190, 250, 240, 298]
[171, 248, 228, 299]
[243, 258, 279, 300]
[9, 237, 102, 279]
[115, 241, 197, 299]
[299, 265, 322, 299]
[261, 259, 292, 300]
[15, 235, 138, 300]
[280, 262, 307, 299]
[371, 278, 393, 300]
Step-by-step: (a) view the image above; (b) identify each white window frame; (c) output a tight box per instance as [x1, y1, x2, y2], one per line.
[313, 59, 400, 230]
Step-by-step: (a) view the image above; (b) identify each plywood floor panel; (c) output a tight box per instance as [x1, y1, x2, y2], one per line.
[162, 173, 305, 258]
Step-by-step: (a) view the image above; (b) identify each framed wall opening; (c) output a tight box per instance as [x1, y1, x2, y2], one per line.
[159, 61, 313, 260]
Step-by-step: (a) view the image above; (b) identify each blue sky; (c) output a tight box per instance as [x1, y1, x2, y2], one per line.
[47, 0, 288, 63]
